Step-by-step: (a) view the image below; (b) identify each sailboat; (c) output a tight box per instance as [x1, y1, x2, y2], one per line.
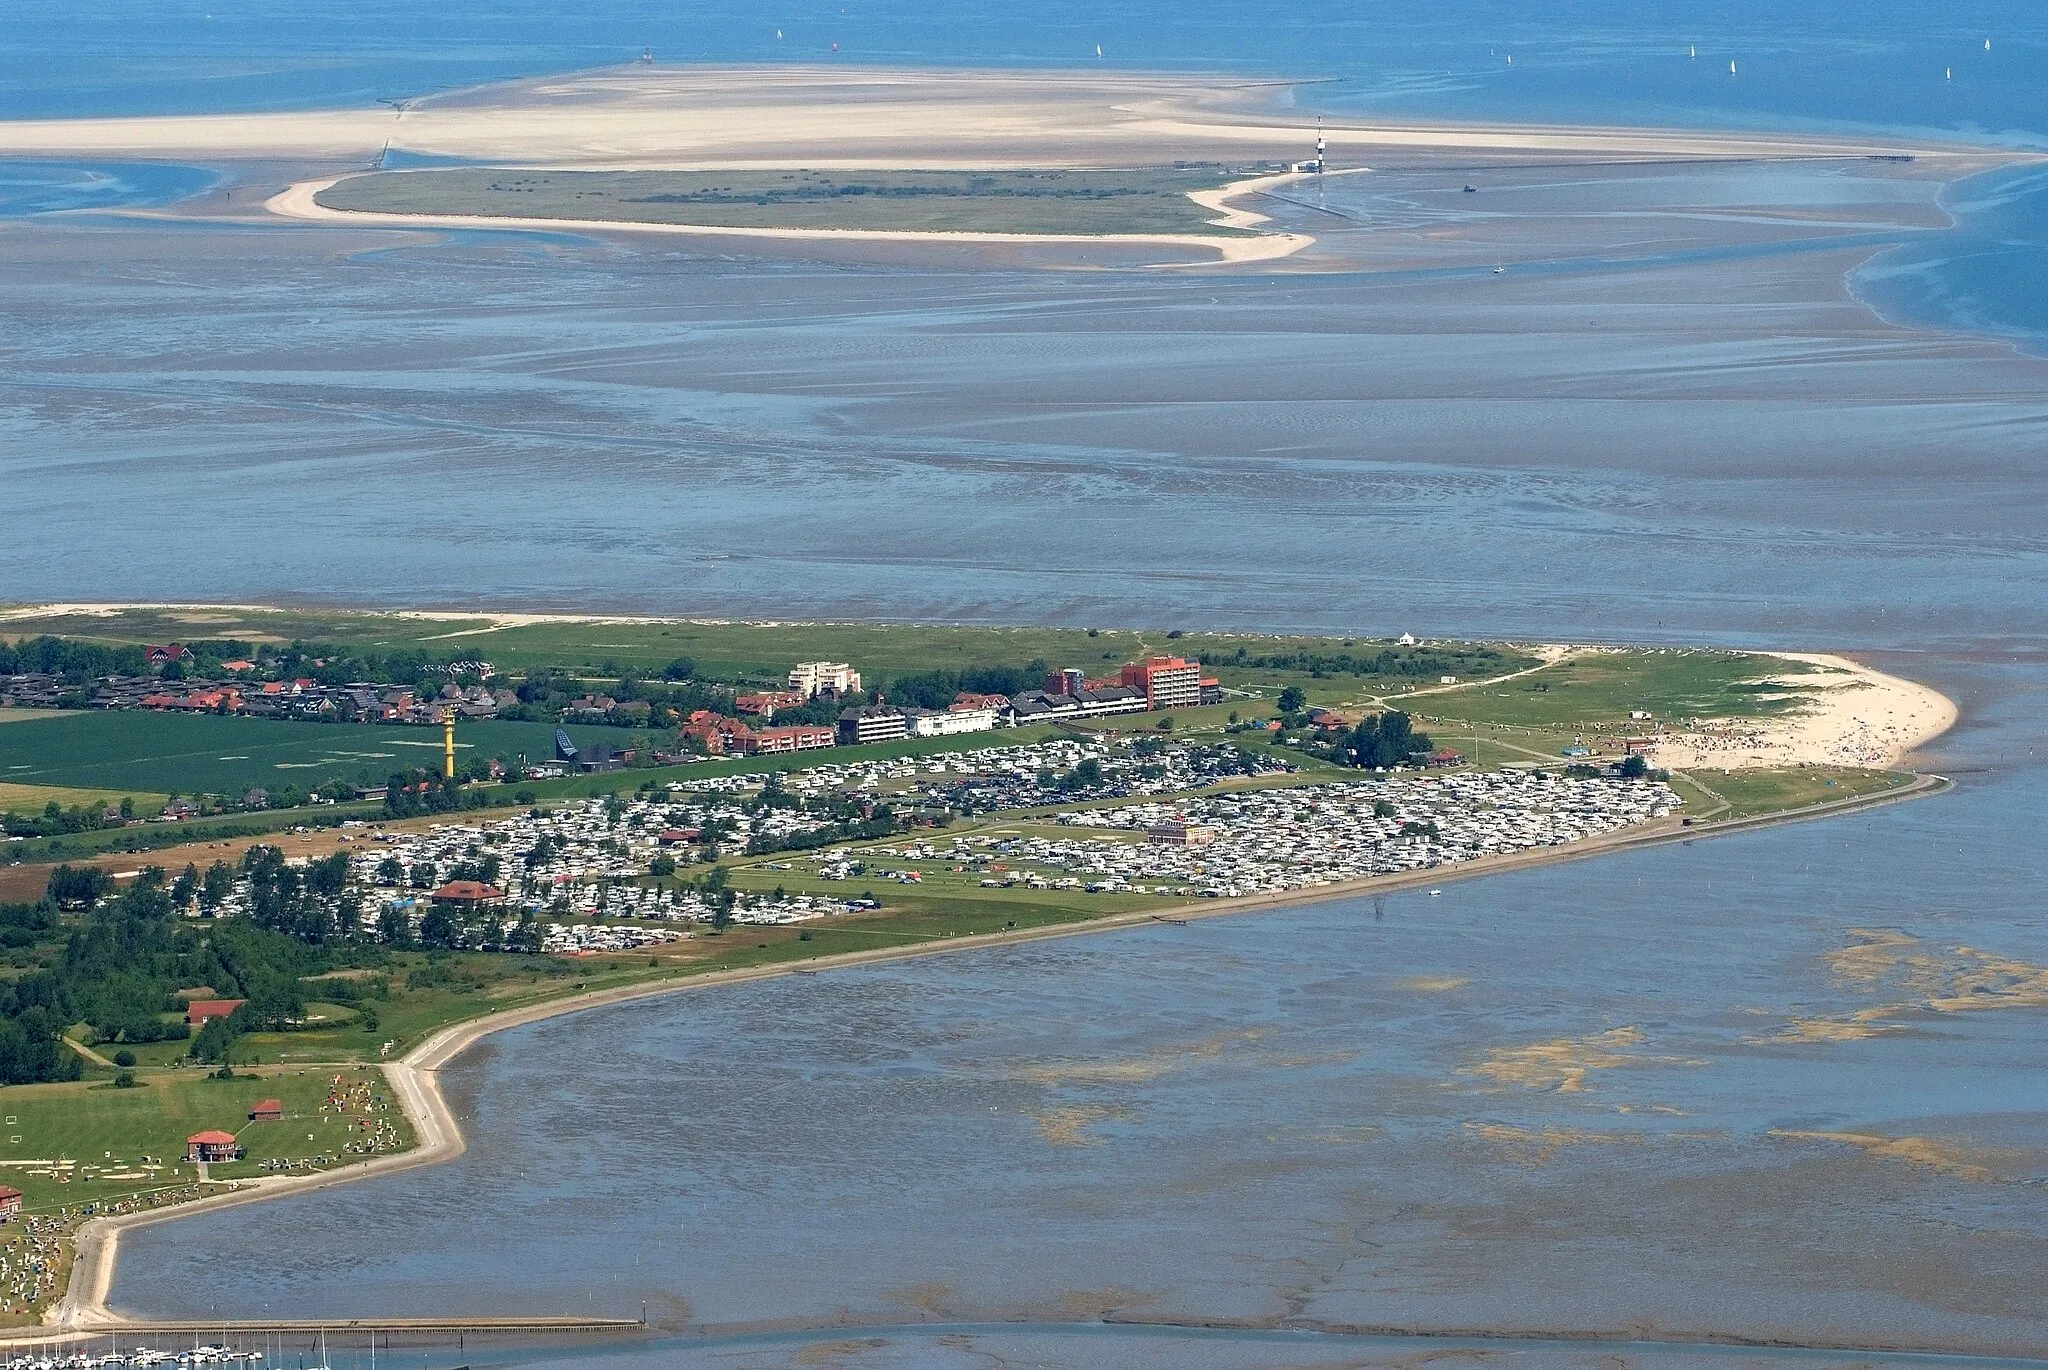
[1095, 43, 1102, 57]
[1689, 45, 1696, 58]
[1729, 59, 1737, 74]
[1946, 66, 1953, 80]
[1986, 38, 1993, 51]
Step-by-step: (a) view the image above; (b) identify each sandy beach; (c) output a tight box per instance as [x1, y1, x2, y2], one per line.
[1645, 652, 1958, 771]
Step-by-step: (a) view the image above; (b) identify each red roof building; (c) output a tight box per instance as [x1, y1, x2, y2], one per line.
[184, 998, 245, 1026]
[185, 1130, 242, 1163]
[249, 1098, 284, 1122]
[0, 1185, 21, 1220]
[430, 880, 506, 905]
[753, 725, 835, 755]
[1119, 656, 1204, 711]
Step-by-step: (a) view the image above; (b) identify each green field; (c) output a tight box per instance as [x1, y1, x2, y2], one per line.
[0, 606, 1531, 687]
[0, 1066, 405, 1208]
[0, 712, 647, 801]
[1677, 766, 1917, 820]
[315, 167, 1258, 237]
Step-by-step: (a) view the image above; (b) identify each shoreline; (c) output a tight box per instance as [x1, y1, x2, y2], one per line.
[46, 766, 1951, 1334]
[261, 169, 1319, 266]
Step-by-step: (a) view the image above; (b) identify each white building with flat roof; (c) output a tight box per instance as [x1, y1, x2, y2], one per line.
[907, 706, 998, 738]
[789, 661, 863, 698]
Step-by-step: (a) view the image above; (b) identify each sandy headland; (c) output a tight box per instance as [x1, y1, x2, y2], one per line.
[1644, 652, 1957, 771]
[0, 65, 1999, 267]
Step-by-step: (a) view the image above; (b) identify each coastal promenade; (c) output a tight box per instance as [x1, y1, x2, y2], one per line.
[40, 766, 1951, 1337]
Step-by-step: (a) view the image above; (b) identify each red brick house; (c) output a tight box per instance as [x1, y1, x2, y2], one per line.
[0, 1185, 21, 1221]
[186, 1130, 242, 1163]
[249, 1098, 284, 1123]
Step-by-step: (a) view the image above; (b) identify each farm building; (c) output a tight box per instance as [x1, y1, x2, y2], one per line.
[248, 1098, 284, 1122]
[183, 998, 245, 1027]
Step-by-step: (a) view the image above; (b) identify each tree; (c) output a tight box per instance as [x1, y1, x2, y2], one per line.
[170, 863, 199, 910]
[1340, 711, 1433, 769]
[199, 860, 235, 913]
[377, 905, 413, 948]
[649, 853, 676, 878]
[1277, 687, 1307, 714]
[46, 865, 111, 910]
[1618, 753, 1650, 779]
[418, 906, 461, 951]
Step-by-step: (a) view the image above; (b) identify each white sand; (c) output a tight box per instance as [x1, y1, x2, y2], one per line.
[1646, 652, 1957, 771]
[0, 65, 1935, 167]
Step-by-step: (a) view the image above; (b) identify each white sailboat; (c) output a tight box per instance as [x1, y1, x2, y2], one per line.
[1729, 59, 1737, 74]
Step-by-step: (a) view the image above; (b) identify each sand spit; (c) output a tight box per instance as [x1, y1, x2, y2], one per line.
[1646, 652, 1958, 771]
[0, 66, 1933, 167]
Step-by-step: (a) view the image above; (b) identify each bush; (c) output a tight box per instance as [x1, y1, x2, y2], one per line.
[112, 1049, 136, 1068]
[113, 1070, 135, 1088]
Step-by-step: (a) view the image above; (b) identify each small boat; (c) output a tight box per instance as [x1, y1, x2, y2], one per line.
[1427, 888, 1442, 896]
[1463, 184, 1478, 193]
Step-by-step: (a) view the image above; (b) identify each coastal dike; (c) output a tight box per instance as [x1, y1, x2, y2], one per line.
[40, 766, 1950, 1339]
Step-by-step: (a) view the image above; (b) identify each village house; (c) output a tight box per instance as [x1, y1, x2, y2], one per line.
[183, 998, 245, 1027]
[0, 1185, 21, 1222]
[248, 1098, 284, 1122]
[185, 1130, 243, 1163]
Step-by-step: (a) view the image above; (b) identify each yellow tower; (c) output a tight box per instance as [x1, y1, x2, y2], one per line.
[442, 711, 457, 779]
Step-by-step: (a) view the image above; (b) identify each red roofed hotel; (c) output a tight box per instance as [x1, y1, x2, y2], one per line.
[1120, 656, 1204, 711]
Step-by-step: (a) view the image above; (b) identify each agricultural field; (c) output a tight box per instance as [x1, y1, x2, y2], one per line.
[314, 167, 1260, 237]
[0, 711, 647, 800]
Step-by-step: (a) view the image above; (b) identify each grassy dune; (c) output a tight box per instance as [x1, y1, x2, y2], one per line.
[314, 167, 1260, 237]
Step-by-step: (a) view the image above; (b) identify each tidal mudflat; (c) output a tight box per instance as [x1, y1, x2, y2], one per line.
[6, 149, 2047, 647]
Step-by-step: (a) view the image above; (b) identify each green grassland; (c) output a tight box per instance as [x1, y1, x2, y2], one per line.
[314, 167, 1258, 237]
[0, 606, 1532, 688]
[0, 1066, 402, 1209]
[1409, 650, 1810, 730]
[1677, 766, 1917, 821]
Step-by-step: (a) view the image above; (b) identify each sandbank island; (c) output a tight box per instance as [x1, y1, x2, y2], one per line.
[0, 66, 2014, 268]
